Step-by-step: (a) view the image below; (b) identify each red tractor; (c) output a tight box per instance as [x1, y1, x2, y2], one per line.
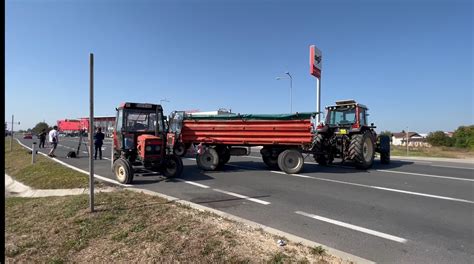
[313, 99, 390, 169]
[111, 102, 183, 184]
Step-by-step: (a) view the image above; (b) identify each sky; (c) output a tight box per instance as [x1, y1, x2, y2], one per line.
[5, 0, 473, 133]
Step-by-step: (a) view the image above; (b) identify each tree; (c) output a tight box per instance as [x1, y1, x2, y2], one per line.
[379, 130, 392, 137]
[426, 131, 454, 147]
[452, 125, 474, 150]
[32, 122, 50, 135]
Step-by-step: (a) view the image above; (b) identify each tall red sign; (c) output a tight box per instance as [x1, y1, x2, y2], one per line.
[309, 45, 322, 78]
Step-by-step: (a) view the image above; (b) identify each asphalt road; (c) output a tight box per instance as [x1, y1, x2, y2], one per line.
[18, 136, 474, 263]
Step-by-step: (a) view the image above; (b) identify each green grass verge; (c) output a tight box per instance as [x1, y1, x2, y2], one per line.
[5, 191, 340, 263]
[390, 145, 474, 159]
[5, 137, 103, 189]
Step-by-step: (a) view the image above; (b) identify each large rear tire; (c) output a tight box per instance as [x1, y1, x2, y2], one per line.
[196, 148, 219, 171]
[349, 132, 375, 169]
[162, 155, 183, 178]
[113, 158, 134, 184]
[278, 149, 304, 174]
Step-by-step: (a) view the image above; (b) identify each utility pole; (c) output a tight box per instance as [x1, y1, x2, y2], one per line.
[8, 115, 20, 151]
[406, 128, 409, 156]
[89, 53, 95, 213]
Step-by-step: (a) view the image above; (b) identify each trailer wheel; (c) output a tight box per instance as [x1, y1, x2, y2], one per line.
[262, 155, 279, 169]
[380, 151, 390, 164]
[196, 148, 219, 171]
[217, 147, 231, 168]
[349, 131, 375, 169]
[113, 158, 134, 184]
[278, 149, 304, 174]
[162, 155, 183, 178]
[173, 142, 187, 157]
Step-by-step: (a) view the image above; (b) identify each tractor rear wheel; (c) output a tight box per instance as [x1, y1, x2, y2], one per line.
[278, 149, 304, 174]
[380, 151, 390, 164]
[162, 155, 183, 178]
[196, 148, 219, 171]
[349, 131, 375, 169]
[113, 158, 134, 184]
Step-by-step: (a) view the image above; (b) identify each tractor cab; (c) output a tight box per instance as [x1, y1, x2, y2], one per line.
[112, 102, 183, 184]
[323, 99, 370, 131]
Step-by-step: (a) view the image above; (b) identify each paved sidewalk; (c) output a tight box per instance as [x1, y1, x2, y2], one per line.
[5, 174, 117, 198]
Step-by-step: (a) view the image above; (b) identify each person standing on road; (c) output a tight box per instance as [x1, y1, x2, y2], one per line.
[48, 126, 59, 157]
[94, 127, 105, 160]
[38, 128, 47, 148]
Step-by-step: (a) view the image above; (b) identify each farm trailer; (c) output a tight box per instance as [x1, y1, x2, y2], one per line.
[168, 112, 318, 174]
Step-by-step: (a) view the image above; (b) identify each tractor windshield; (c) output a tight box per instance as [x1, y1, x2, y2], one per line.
[124, 109, 162, 132]
[327, 107, 356, 126]
[169, 111, 185, 133]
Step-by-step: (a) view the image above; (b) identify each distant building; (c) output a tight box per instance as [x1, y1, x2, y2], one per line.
[444, 131, 454, 137]
[392, 132, 431, 147]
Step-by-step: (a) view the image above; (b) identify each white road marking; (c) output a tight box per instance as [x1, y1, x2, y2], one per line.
[175, 179, 210, 188]
[213, 188, 270, 205]
[271, 171, 474, 204]
[295, 211, 407, 243]
[430, 165, 474, 170]
[376, 169, 474, 182]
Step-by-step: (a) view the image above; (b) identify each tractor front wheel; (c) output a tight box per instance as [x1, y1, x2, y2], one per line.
[113, 158, 134, 184]
[312, 134, 329, 166]
[349, 132, 375, 169]
[278, 149, 304, 174]
[173, 142, 187, 157]
[196, 148, 219, 171]
[162, 155, 183, 178]
[380, 151, 390, 164]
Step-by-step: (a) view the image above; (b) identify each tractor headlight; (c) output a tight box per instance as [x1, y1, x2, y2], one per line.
[145, 146, 152, 152]
[155, 145, 161, 152]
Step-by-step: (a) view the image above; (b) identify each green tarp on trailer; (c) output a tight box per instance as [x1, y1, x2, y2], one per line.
[185, 112, 318, 120]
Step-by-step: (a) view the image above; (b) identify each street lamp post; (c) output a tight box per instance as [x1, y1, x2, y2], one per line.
[276, 72, 293, 113]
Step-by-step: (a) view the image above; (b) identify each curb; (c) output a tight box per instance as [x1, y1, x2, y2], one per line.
[12, 137, 374, 263]
[392, 155, 474, 164]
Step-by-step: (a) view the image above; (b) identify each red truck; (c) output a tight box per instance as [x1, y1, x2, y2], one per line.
[168, 111, 317, 174]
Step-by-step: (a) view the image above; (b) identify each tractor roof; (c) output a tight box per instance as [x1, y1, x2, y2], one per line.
[118, 102, 162, 111]
[326, 99, 368, 110]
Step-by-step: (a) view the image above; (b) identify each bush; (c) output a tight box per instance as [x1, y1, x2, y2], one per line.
[426, 131, 453, 147]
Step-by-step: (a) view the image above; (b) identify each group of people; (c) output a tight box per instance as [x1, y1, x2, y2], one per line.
[37, 126, 105, 159]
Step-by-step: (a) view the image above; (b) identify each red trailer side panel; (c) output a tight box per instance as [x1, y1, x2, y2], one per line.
[181, 119, 313, 146]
